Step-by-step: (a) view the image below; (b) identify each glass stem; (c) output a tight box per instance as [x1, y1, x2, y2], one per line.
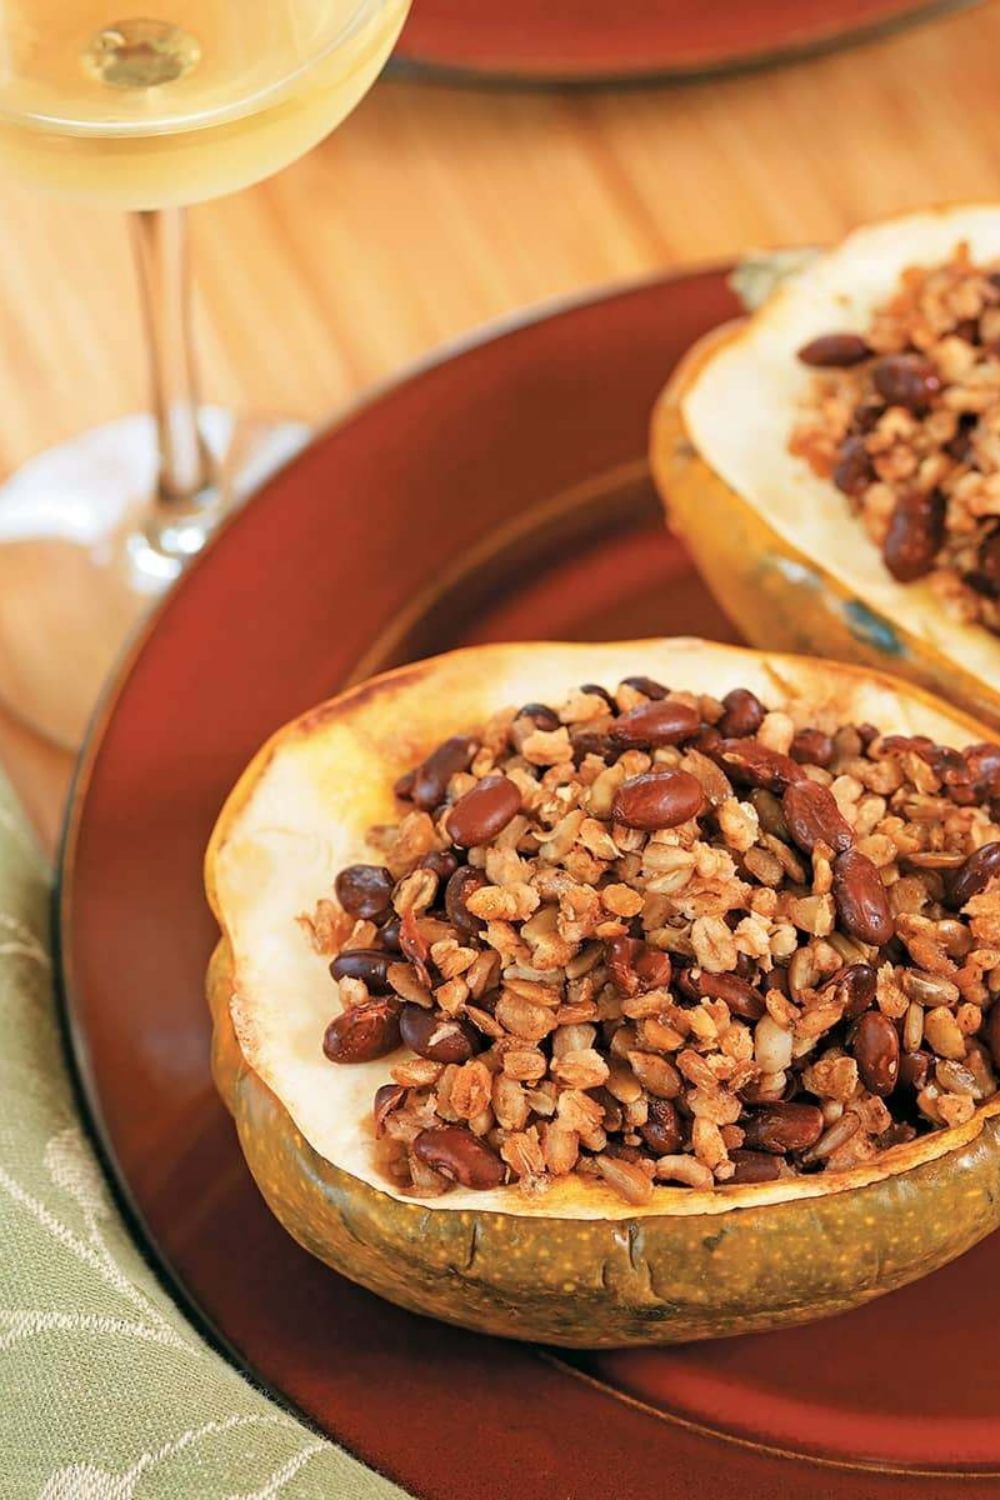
[130, 207, 216, 560]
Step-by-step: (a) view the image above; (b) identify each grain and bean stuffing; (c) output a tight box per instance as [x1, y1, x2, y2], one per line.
[301, 670, 1000, 1204]
[791, 243, 1000, 631]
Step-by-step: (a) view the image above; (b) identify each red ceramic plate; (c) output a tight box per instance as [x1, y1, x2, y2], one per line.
[394, 0, 979, 83]
[59, 269, 1000, 1498]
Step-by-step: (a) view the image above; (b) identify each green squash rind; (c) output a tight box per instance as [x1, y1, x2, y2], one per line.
[209, 939, 1000, 1347]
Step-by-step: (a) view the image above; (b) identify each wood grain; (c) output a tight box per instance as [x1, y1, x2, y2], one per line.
[2, 0, 998, 854]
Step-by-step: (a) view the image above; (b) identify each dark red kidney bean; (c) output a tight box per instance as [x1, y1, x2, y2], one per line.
[851, 401, 886, 436]
[420, 849, 459, 880]
[399, 1004, 480, 1064]
[879, 1121, 917, 1150]
[380, 917, 401, 951]
[323, 999, 400, 1064]
[334, 863, 394, 920]
[782, 779, 855, 855]
[413, 1127, 506, 1190]
[621, 675, 668, 700]
[797, 332, 872, 367]
[373, 1083, 407, 1136]
[734, 951, 757, 980]
[965, 744, 1000, 797]
[880, 733, 953, 771]
[412, 735, 476, 811]
[872, 353, 942, 413]
[580, 682, 616, 710]
[820, 962, 877, 1020]
[600, 1142, 644, 1164]
[929, 744, 973, 780]
[674, 964, 700, 1002]
[883, 489, 946, 582]
[517, 701, 561, 731]
[899, 1050, 934, 1092]
[976, 531, 1000, 593]
[857, 722, 879, 749]
[597, 1088, 625, 1135]
[446, 774, 522, 848]
[987, 1007, 1000, 1071]
[394, 768, 416, 800]
[965, 568, 1000, 601]
[742, 1102, 824, 1154]
[571, 727, 611, 764]
[790, 728, 834, 767]
[611, 770, 706, 830]
[693, 970, 765, 1021]
[712, 739, 806, 792]
[729, 1149, 782, 1184]
[946, 742, 1000, 805]
[740, 1074, 794, 1106]
[329, 949, 393, 994]
[609, 937, 672, 994]
[635, 945, 672, 989]
[640, 1098, 683, 1156]
[878, 735, 968, 788]
[833, 435, 875, 498]
[857, 393, 887, 429]
[690, 726, 723, 756]
[607, 936, 641, 995]
[444, 865, 488, 936]
[764, 966, 791, 1000]
[946, 415, 976, 463]
[946, 841, 1000, 909]
[610, 699, 701, 748]
[850, 1011, 900, 1096]
[718, 687, 766, 739]
[832, 849, 894, 945]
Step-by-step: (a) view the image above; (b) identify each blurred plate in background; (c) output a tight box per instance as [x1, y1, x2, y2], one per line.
[394, 0, 980, 82]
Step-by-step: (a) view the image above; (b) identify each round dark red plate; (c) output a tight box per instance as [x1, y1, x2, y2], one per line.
[394, 0, 978, 83]
[59, 269, 1000, 1498]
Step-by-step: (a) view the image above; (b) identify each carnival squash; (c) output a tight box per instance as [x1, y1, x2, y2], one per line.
[206, 639, 1000, 1346]
[651, 206, 1000, 727]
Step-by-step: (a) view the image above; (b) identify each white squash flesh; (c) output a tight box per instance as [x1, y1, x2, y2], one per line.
[682, 206, 1000, 691]
[206, 638, 1000, 1225]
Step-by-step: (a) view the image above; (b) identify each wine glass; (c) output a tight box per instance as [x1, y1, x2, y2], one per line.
[0, 0, 410, 746]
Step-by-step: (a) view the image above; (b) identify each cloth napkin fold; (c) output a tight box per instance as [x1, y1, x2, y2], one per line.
[0, 771, 407, 1500]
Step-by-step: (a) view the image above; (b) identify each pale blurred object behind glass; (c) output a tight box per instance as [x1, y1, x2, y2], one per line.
[0, 0, 409, 747]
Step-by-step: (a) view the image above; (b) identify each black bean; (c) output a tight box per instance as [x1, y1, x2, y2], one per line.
[330, 949, 393, 994]
[580, 683, 617, 711]
[797, 332, 872, 367]
[620, 675, 668, 700]
[412, 735, 476, 811]
[445, 865, 488, 936]
[323, 1000, 400, 1063]
[334, 864, 394, 920]
[399, 1004, 481, 1063]
[517, 702, 560, 731]
[718, 687, 765, 738]
[833, 436, 874, 498]
[872, 353, 942, 413]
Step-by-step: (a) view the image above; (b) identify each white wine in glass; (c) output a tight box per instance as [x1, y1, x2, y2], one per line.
[0, 0, 409, 745]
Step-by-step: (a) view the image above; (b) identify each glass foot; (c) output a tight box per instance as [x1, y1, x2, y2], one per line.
[0, 408, 309, 749]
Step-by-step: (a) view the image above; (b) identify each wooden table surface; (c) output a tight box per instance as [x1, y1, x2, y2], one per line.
[3, 0, 999, 856]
